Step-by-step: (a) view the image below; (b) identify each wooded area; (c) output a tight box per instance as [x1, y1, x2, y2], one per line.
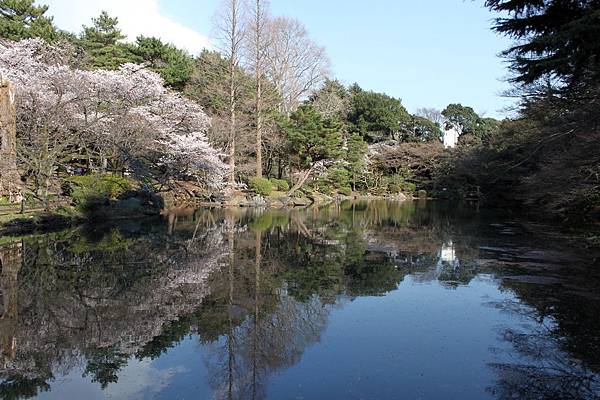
[0, 0, 597, 222]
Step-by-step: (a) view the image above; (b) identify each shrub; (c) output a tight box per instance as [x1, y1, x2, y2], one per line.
[418, 189, 428, 198]
[326, 165, 350, 189]
[338, 187, 352, 196]
[312, 178, 332, 195]
[64, 174, 132, 209]
[386, 174, 416, 194]
[0, 197, 10, 205]
[249, 177, 273, 196]
[270, 178, 290, 192]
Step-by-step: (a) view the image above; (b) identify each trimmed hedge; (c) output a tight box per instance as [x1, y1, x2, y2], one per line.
[64, 174, 132, 209]
[249, 177, 273, 196]
[270, 178, 290, 192]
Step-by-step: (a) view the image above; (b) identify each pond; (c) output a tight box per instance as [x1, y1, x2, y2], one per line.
[0, 201, 599, 400]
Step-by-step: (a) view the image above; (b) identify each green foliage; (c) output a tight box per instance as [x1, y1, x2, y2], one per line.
[281, 105, 343, 168]
[347, 86, 412, 143]
[408, 116, 442, 142]
[308, 79, 350, 119]
[269, 178, 290, 192]
[249, 177, 273, 196]
[65, 174, 132, 209]
[0, 196, 10, 205]
[69, 229, 131, 254]
[0, 0, 58, 41]
[131, 36, 194, 90]
[328, 164, 350, 189]
[184, 50, 259, 115]
[79, 11, 134, 70]
[442, 104, 479, 134]
[485, 0, 600, 85]
[338, 186, 352, 196]
[386, 172, 415, 194]
[442, 103, 500, 145]
[418, 189, 427, 198]
[346, 133, 368, 189]
[83, 346, 129, 389]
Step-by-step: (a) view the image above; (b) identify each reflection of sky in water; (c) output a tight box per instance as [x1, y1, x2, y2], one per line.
[36, 274, 521, 400]
[2, 202, 599, 399]
[37, 338, 211, 400]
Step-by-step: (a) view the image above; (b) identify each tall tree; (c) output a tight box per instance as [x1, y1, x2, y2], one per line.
[0, 0, 57, 41]
[266, 16, 329, 113]
[345, 133, 368, 191]
[409, 116, 443, 142]
[214, 0, 246, 185]
[441, 103, 479, 134]
[80, 11, 133, 70]
[247, 0, 271, 178]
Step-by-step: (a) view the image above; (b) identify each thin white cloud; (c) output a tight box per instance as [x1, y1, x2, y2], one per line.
[41, 0, 210, 54]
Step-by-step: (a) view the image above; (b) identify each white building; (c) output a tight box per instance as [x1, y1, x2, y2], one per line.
[443, 126, 460, 148]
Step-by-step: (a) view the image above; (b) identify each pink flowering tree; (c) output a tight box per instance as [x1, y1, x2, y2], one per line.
[0, 39, 227, 199]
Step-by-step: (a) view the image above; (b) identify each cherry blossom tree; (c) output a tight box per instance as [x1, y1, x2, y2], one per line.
[0, 39, 227, 199]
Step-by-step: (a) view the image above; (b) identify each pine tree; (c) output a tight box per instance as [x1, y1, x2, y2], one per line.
[80, 11, 134, 70]
[486, 0, 600, 85]
[132, 36, 194, 90]
[281, 105, 343, 194]
[0, 0, 58, 41]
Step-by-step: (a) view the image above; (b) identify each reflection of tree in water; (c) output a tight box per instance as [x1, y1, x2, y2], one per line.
[2, 201, 596, 399]
[486, 297, 600, 400]
[0, 215, 226, 399]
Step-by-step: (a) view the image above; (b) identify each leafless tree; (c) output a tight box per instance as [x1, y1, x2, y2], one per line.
[266, 16, 330, 114]
[245, 0, 271, 178]
[415, 107, 445, 127]
[214, 0, 247, 185]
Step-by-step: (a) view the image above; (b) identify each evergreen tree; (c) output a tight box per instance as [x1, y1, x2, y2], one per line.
[408, 116, 442, 143]
[283, 105, 343, 168]
[132, 36, 194, 90]
[486, 0, 600, 85]
[308, 79, 350, 119]
[347, 88, 412, 143]
[0, 0, 58, 41]
[80, 11, 134, 70]
[442, 104, 480, 134]
[346, 132, 368, 190]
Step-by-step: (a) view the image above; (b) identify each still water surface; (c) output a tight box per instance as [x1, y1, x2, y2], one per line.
[0, 201, 599, 400]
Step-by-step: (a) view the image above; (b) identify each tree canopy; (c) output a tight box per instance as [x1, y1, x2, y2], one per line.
[131, 36, 195, 90]
[79, 11, 133, 70]
[282, 105, 343, 168]
[0, 0, 58, 41]
[347, 86, 412, 143]
[486, 0, 600, 86]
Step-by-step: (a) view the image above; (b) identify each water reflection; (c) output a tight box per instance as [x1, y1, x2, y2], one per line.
[0, 201, 598, 399]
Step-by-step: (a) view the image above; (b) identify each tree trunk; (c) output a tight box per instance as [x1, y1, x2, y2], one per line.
[0, 77, 21, 201]
[227, 0, 239, 186]
[254, 0, 264, 178]
[286, 161, 322, 196]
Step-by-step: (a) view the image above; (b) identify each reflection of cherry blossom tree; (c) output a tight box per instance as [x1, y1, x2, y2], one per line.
[0, 39, 227, 198]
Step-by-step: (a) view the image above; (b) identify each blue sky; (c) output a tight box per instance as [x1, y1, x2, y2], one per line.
[43, 0, 514, 118]
[161, 0, 514, 118]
